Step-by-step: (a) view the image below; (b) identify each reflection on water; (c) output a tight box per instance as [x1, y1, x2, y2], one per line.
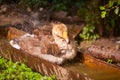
[63, 62, 120, 80]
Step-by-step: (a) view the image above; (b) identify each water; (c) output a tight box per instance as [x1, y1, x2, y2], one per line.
[63, 62, 120, 80]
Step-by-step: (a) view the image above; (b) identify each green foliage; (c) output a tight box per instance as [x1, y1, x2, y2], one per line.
[107, 59, 113, 64]
[80, 24, 100, 40]
[101, 11, 106, 18]
[0, 0, 85, 13]
[0, 56, 7, 69]
[51, 0, 85, 11]
[0, 0, 2, 4]
[99, 0, 120, 36]
[114, 7, 119, 15]
[0, 57, 56, 80]
[18, 0, 86, 11]
[100, 0, 120, 18]
[76, 1, 86, 19]
[51, 0, 67, 11]
[19, 0, 48, 8]
[79, 1, 100, 40]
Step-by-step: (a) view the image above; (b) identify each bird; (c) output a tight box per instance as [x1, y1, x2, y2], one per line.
[9, 23, 77, 65]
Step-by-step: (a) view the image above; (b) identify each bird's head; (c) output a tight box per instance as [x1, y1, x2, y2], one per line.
[52, 23, 69, 43]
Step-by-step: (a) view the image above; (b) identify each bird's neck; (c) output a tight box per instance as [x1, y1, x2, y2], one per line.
[54, 36, 68, 50]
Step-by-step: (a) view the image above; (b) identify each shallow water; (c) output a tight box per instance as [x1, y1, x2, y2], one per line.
[63, 62, 120, 80]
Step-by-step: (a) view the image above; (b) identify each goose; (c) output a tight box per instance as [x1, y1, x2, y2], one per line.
[9, 23, 77, 65]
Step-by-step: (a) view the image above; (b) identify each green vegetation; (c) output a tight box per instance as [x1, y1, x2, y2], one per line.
[0, 0, 85, 11]
[80, 24, 99, 40]
[100, 0, 120, 18]
[79, 1, 100, 40]
[18, 0, 49, 8]
[0, 56, 56, 80]
[107, 59, 113, 64]
[100, 0, 120, 37]
[0, 0, 2, 4]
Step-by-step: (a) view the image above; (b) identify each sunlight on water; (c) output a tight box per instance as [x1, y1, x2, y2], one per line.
[63, 62, 120, 80]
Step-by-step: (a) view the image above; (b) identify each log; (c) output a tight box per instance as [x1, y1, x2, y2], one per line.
[67, 24, 84, 39]
[0, 26, 9, 38]
[0, 16, 24, 26]
[83, 53, 120, 72]
[87, 39, 120, 62]
[7, 27, 26, 40]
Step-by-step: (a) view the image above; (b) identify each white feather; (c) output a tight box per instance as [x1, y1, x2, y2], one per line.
[9, 40, 21, 50]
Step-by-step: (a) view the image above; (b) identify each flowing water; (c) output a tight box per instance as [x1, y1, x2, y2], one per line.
[63, 62, 120, 80]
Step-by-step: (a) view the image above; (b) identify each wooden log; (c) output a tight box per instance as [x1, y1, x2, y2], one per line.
[0, 16, 24, 26]
[87, 39, 120, 62]
[83, 53, 120, 72]
[0, 26, 26, 39]
[0, 26, 9, 38]
[0, 39, 90, 80]
[67, 24, 84, 39]
[7, 27, 26, 40]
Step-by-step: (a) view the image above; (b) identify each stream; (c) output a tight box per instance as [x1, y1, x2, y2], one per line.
[63, 62, 120, 80]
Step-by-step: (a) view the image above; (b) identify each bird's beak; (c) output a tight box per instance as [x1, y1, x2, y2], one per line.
[63, 32, 69, 43]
